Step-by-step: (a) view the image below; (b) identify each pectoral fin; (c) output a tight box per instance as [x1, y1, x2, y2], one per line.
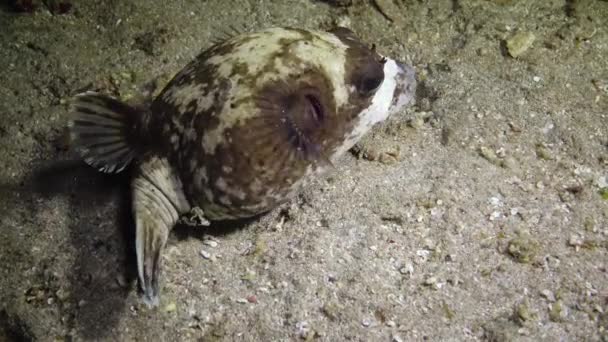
[132, 156, 190, 307]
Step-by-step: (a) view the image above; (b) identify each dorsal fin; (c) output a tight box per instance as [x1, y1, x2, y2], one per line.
[68, 92, 143, 173]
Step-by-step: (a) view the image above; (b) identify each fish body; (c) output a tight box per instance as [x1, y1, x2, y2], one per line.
[69, 27, 416, 306]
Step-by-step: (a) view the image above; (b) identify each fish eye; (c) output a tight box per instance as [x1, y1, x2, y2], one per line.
[357, 62, 385, 96]
[359, 74, 383, 94]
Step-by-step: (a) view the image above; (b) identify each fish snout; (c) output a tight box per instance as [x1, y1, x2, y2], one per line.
[389, 61, 417, 114]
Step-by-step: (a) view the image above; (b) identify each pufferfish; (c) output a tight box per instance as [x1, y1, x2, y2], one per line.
[68, 27, 416, 306]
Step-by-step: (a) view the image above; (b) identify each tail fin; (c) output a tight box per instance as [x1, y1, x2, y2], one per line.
[68, 92, 142, 173]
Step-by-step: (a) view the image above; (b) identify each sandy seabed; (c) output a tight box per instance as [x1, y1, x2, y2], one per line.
[1, 0, 607, 341]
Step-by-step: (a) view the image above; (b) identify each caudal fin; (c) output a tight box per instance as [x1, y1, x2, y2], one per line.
[68, 92, 141, 173]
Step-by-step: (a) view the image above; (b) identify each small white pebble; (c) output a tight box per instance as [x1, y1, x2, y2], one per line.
[369, 245, 378, 252]
[204, 240, 218, 248]
[336, 15, 351, 28]
[533, 76, 541, 82]
[597, 176, 608, 188]
[489, 211, 502, 221]
[392, 335, 404, 342]
[386, 320, 396, 327]
[361, 318, 371, 327]
[424, 276, 437, 286]
[200, 250, 212, 259]
[496, 147, 507, 158]
[236, 298, 248, 304]
[416, 250, 430, 258]
[568, 235, 583, 247]
[489, 196, 502, 207]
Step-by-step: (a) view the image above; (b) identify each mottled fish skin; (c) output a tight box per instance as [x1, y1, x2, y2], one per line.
[144, 27, 415, 220]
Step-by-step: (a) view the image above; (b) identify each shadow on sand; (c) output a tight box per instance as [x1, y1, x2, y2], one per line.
[13, 158, 255, 339]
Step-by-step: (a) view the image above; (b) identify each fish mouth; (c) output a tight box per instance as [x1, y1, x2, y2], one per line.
[388, 61, 417, 114]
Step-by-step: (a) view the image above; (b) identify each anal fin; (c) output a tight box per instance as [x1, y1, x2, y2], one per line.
[132, 156, 190, 307]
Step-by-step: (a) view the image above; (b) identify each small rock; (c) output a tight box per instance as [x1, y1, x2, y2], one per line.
[407, 114, 425, 129]
[424, 276, 438, 286]
[386, 320, 396, 327]
[335, 15, 351, 28]
[568, 234, 583, 247]
[506, 31, 536, 58]
[246, 295, 257, 304]
[423, 239, 435, 250]
[479, 146, 501, 165]
[361, 318, 371, 327]
[236, 298, 248, 304]
[296, 321, 310, 339]
[489, 211, 502, 221]
[399, 263, 414, 275]
[489, 196, 502, 207]
[164, 302, 177, 313]
[321, 302, 340, 321]
[502, 156, 519, 170]
[203, 240, 218, 248]
[55, 288, 69, 301]
[416, 250, 430, 258]
[509, 121, 522, 133]
[596, 176, 608, 189]
[392, 335, 404, 342]
[540, 289, 556, 302]
[535, 143, 554, 160]
[379, 151, 400, 165]
[199, 249, 212, 260]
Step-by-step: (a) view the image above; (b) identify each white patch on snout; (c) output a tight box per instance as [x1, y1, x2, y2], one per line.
[331, 58, 412, 161]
